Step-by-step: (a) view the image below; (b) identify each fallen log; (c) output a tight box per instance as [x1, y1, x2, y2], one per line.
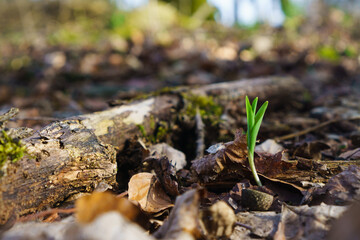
[0, 76, 304, 224]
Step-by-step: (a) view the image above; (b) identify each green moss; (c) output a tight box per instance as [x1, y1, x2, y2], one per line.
[182, 93, 223, 125]
[317, 45, 340, 63]
[0, 130, 26, 168]
[344, 46, 357, 58]
[137, 116, 170, 144]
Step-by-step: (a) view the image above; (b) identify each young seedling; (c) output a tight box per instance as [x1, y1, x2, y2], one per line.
[245, 96, 268, 186]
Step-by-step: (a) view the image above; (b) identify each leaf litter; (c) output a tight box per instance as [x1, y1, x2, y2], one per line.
[2, 5, 360, 240]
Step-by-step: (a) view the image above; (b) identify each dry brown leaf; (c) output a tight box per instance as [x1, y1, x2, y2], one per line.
[128, 172, 173, 213]
[328, 201, 360, 240]
[199, 201, 236, 238]
[310, 165, 360, 205]
[339, 148, 360, 160]
[76, 191, 148, 228]
[293, 141, 330, 159]
[142, 156, 180, 197]
[255, 151, 294, 176]
[255, 139, 284, 155]
[234, 211, 280, 239]
[152, 156, 180, 197]
[154, 189, 202, 240]
[259, 175, 305, 206]
[191, 130, 248, 183]
[274, 203, 347, 240]
[223, 131, 248, 164]
[70, 212, 154, 240]
[149, 143, 186, 171]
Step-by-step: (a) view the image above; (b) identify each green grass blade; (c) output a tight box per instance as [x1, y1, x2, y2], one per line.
[245, 96, 254, 147]
[249, 102, 268, 153]
[254, 101, 268, 123]
[248, 101, 268, 154]
[249, 120, 261, 153]
[251, 97, 258, 113]
[248, 129, 257, 155]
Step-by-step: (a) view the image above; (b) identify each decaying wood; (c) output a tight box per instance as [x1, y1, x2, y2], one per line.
[0, 76, 304, 224]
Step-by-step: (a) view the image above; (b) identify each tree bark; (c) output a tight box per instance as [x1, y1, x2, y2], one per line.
[0, 76, 304, 224]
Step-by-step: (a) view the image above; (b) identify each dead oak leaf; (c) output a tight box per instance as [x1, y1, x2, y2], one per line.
[223, 131, 248, 165]
[255, 151, 294, 177]
[309, 165, 360, 205]
[154, 189, 202, 240]
[339, 148, 360, 160]
[128, 172, 173, 213]
[76, 191, 148, 229]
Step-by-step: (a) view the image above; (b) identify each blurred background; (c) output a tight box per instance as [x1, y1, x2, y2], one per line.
[0, 0, 359, 130]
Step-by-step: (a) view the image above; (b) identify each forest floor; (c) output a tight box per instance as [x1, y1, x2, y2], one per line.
[1, 8, 360, 240]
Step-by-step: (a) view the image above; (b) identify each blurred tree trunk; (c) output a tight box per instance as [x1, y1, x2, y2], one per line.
[234, 0, 239, 26]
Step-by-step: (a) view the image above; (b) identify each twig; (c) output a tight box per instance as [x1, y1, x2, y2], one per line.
[13, 116, 60, 122]
[235, 221, 253, 230]
[195, 107, 205, 159]
[16, 208, 76, 223]
[116, 191, 128, 198]
[275, 116, 360, 141]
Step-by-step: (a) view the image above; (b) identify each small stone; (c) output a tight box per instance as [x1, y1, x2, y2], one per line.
[241, 189, 274, 211]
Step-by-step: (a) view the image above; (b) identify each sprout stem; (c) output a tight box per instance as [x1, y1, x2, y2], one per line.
[248, 152, 262, 186]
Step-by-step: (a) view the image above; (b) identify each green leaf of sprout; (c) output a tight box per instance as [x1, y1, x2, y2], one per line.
[245, 96, 254, 146]
[251, 97, 258, 113]
[254, 101, 268, 124]
[249, 101, 268, 153]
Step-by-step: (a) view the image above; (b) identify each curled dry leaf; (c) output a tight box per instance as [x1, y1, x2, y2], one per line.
[154, 189, 202, 240]
[293, 141, 330, 160]
[191, 130, 301, 186]
[128, 172, 173, 213]
[76, 191, 148, 229]
[191, 130, 248, 183]
[259, 176, 305, 206]
[328, 201, 360, 240]
[149, 143, 186, 171]
[255, 151, 293, 177]
[151, 156, 180, 197]
[309, 165, 360, 205]
[274, 203, 347, 240]
[255, 139, 284, 155]
[338, 147, 360, 160]
[199, 201, 236, 239]
[223, 131, 248, 164]
[70, 212, 154, 240]
[234, 211, 280, 239]
[143, 156, 180, 197]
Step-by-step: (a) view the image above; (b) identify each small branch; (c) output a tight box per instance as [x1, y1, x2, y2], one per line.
[13, 116, 60, 122]
[235, 221, 253, 230]
[195, 107, 205, 159]
[116, 191, 128, 198]
[16, 208, 76, 223]
[275, 116, 360, 141]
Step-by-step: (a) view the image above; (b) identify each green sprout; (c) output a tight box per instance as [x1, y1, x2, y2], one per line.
[245, 96, 268, 187]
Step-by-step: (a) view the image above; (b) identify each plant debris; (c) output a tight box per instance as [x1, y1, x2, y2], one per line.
[1, 1, 360, 239]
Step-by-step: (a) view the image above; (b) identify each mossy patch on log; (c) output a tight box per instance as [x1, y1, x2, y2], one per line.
[182, 93, 223, 125]
[0, 130, 26, 169]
